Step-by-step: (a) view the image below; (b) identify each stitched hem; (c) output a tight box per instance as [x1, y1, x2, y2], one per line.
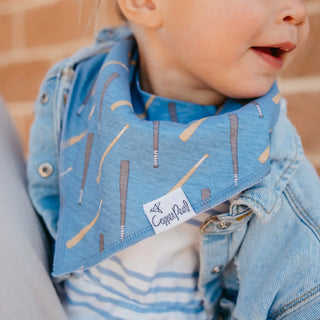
[269, 284, 320, 319]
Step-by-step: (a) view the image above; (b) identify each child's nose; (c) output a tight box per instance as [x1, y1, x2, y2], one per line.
[276, 0, 308, 27]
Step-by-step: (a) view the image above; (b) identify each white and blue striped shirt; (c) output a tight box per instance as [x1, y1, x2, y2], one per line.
[64, 199, 234, 320]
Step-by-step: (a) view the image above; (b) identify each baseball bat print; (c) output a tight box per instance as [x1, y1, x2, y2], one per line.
[153, 121, 160, 168]
[229, 114, 239, 185]
[66, 199, 103, 249]
[97, 124, 130, 184]
[110, 100, 133, 112]
[252, 101, 264, 118]
[169, 154, 209, 193]
[77, 75, 99, 115]
[137, 95, 155, 119]
[272, 93, 281, 104]
[179, 118, 208, 142]
[120, 160, 130, 240]
[258, 145, 270, 164]
[61, 131, 87, 150]
[168, 102, 178, 122]
[79, 133, 94, 205]
[98, 72, 120, 136]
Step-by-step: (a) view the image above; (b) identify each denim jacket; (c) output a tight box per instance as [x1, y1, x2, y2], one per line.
[27, 27, 320, 320]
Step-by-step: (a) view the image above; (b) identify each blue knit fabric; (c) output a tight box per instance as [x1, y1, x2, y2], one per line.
[53, 38, 280, 276]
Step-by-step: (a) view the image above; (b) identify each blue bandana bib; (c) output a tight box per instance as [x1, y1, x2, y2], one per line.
[54, 38, 280, 276]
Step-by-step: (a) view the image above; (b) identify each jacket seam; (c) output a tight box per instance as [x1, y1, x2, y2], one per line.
[275, 158, 295, 189]
[284, 184, 320, 240]
[268, 284, 320, 319]
[53, 74, 62, 152]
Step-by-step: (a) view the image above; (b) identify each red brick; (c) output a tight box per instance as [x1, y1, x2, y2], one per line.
[25, 0, 112, 47]
[0, 14, 12, 52]
[0, 60, 51, 102]
[282, 13, 320, 78]
[24, 0, 124, 48]
[285, 92, 320, 155]
[24, 0, 96, 47]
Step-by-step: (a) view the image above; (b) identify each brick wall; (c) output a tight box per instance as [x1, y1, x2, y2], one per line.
[0, 0, 320, 175]
[0, 0, 122, 154]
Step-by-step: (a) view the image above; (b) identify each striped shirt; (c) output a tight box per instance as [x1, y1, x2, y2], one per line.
[64, 199, 234, 320]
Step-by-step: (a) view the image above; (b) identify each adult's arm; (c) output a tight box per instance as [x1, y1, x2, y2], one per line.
[0, 98, 67, 320]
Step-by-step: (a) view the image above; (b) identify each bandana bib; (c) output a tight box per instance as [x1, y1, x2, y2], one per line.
[53, 38, 280, 276]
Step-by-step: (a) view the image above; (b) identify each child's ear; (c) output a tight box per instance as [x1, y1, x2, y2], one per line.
[116, 0, 162, 28]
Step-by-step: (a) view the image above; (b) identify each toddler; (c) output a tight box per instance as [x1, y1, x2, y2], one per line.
[28, 0, 320, 319]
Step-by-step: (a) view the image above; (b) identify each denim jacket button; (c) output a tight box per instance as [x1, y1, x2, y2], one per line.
[217, 221, 231, 230]
[211, 265, 224, 274]
[38, 163, 53, 178]
[40, 92, 49, 104]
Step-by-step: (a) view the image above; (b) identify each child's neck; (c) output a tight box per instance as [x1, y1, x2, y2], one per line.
[136, 36, 227, 107]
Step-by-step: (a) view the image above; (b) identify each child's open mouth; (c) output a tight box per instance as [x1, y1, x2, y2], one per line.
[253, 47, 283, 58]
[252, 43, 296, 69]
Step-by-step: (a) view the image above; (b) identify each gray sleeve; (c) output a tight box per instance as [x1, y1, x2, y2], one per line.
[0, 98, 67, 320]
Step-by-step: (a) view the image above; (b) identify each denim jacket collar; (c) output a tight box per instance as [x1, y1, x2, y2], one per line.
[231, 98, 304, 222]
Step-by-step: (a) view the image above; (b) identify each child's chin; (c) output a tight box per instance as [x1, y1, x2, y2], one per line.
[228, 83, 273, 101]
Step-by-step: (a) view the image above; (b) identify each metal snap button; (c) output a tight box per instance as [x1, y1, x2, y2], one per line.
[217, 221, 231, 230]
[211, 265, 224, 274]
[38, 163, 53, 178]
[40, 92, 49, 104]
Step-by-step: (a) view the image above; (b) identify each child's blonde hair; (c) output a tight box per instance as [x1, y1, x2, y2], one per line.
[83, 0, 125, 34]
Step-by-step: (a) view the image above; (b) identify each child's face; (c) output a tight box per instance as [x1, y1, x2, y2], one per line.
[152, 0, 309, 101]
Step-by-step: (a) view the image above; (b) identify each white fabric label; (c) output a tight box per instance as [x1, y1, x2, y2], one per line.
[143, 188, 196, 234]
